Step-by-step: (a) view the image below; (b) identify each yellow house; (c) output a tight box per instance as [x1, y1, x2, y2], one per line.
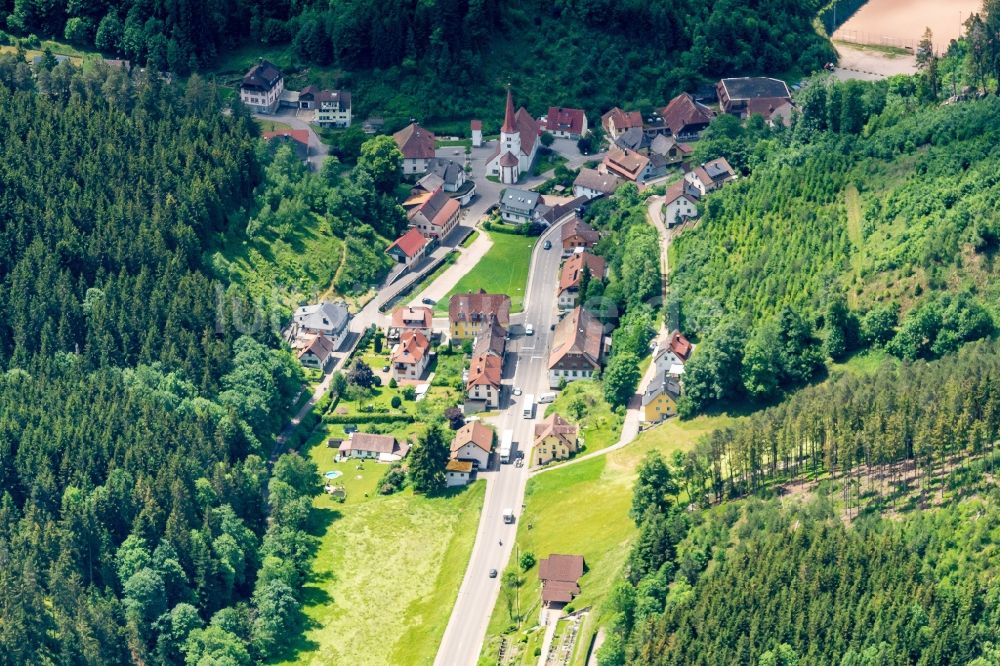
[448, 291, 511, 339]
[642, 379, 681, 423]
[533, 414, 580, 466]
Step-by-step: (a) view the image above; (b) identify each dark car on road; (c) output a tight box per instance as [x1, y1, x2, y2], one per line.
[422, 297, 435, 305]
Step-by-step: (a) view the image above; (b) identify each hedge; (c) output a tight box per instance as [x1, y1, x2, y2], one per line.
[323, 413, 416, 425]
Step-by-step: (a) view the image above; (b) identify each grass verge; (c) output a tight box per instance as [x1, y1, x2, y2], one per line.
[435, 231, 535, 313]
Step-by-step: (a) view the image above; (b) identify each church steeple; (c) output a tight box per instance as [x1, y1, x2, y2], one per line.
[501, 87, 516, 134]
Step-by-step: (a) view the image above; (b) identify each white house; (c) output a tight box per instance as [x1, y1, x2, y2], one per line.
[239, 60, 284, 114]
[450, 421, 494, 469]
[661, 180, 701, 227]
[338, 433, 410, 463]
[499, 188, 543, 225]
[394, 123, 436, 175]
[390, 330, 431, 381]
[466, 353, 502, 408]
[684, 158, 738, 196]
[445, 459, 474, 487]
[572, 168, 620, 200]
[294, 334, 335, 371]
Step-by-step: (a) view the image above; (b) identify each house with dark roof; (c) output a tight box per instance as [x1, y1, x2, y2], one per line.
[408, 188, 460, 240]
[394, 122, 437, 175]
[642, 377, 682, 423]
[661, 180, 701, 227]
[472, 315, 507, 359]
[449, 291, 512, 339]
[548, 307, 607, 388]
[499, 188, 543, 225]
[573, 168, 621, 200]
[240, 60, 284, 113]
[561, 218, 599, 256]
[614, 127, 650, 153]
[601, 107, 643, 140]
[684, 157, 738, 195]
[386, 228, 431, 267]
[298, 86, 352, 127]
[717, 77, 792, 118]
[539, 554, 585, 607]
[290, 301, 351, 350]
[390, 330, 431, 381]
[660, 93, 716, 140]
[558, 252, 606, 310]
[486, 88, 541, 183]
[649, 135, 691, 168]
[338, 432, 410, 462]
[417, 157, 476, 206]
[544, 106, 588, 139]
[451, 421, 494, 469]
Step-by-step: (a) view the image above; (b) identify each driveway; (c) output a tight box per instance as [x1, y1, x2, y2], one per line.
[252, 108, 330, 171]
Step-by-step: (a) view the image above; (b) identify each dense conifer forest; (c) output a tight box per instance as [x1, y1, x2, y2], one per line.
[0, 63, 321, 664]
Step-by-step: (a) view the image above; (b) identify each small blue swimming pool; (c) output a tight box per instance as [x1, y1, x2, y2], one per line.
[324, 470, 343, 480]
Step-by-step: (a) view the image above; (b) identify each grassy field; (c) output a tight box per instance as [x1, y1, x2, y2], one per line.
[542, 381, 623, 462]
[435, 231, 535, 313]
[256, 119, 295, 133]
[283, 343, 479, 666]
[479, 411, 739, 665]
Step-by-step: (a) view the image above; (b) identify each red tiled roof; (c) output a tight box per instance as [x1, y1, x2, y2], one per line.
[466, 353, 502, 389]
[561, 218, 599, 245]
[262, 129, 310, 147]
[603, 145, 649, 181]
[664, 180, 700, 206]
[533, 414, 578, 448]
[502, 88, 516, 134]
[393, 122, 436, 160]
[387, 228, 429, 259]
[451, 421, 494, 455]
[409, 188, 459, 228]
[659, 93, 715, 136]
[669, 330, 692, 360]
[539, 553, 585, 602]
[545, 106, 586, 135]
[559, 252, 606, 293]
[449, 291, 512, 327]
[392, 330, 430, 365]
[549, 307, 604, 371]
[391, 306, 432, 330]
[471, 119, 482, 130]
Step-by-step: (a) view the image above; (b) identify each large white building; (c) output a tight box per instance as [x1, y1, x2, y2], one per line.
[485, 88, 540, 184]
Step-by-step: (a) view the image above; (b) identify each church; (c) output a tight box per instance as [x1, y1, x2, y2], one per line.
[485, 88, 541, 184]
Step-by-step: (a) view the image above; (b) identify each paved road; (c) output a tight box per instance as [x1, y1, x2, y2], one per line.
[433, 219, 567, 666]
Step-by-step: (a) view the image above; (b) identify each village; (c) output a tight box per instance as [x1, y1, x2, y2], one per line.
[242, 59, 794, 665]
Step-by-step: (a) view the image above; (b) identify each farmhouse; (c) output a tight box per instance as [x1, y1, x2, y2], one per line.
[558, 252, 606, 310]
[539, 554, 585, 608]
[393, 122, 436, 175]
[450, 421, 494, 469]
[338, 432, 410, 463]
[548, 307, 607, 388]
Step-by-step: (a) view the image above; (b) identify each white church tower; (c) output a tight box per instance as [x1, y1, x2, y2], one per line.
[499, 88, 521, 184]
